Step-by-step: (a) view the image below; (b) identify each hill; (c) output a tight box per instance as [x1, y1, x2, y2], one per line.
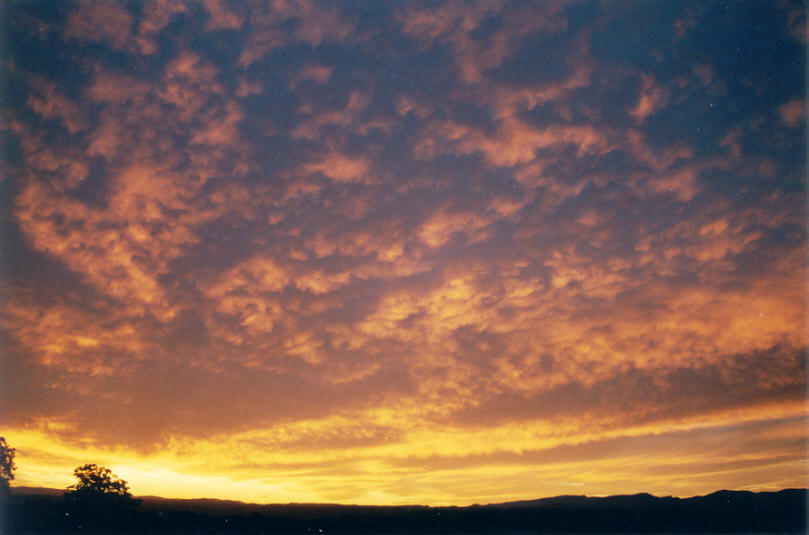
[4, 487, 806, 533]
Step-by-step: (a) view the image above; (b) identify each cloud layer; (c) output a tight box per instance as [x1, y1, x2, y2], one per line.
[1, 0, 806, 505]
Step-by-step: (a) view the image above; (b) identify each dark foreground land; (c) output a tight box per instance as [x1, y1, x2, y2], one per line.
[3, 488, 806, 534]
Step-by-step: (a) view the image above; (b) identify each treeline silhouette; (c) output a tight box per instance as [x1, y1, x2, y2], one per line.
[4, 487, 806, 533]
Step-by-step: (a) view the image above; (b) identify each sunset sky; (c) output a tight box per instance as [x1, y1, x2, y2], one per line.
[1, 0, 807, 506]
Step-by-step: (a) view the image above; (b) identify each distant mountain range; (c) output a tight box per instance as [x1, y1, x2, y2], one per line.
[5, 487, 807, 533]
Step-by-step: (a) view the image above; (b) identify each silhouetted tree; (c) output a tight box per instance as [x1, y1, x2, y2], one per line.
[64, 464, 139, 506]
[0, 437, 16, 497]
[63, 464, 140, 532]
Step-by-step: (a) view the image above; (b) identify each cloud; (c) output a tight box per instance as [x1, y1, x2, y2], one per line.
[62, 0, 187, 56]
[784, 2, 806, 43]
[292, 90, 371, 140]
[399, 1, 568, 83]
[289, 65, 334, 88]
[202, 0, 244, 31]
[64, 0, 135, 51]
[14, 176, 181, 318]
[779, 99, 805, 126]
[25, 76, 87, 134]
[630, 75, 667, 122]
[1, 289, 147, 378]
[1, 0, 806, 505]
[11, 45, 252, 320]
[418, 209, 491, 248]
[451, 344, 806, 428]
[303, 152, 372, 183]
[135, 0, 189, 54]
[416, 117, 612, 167]
[238, 0, 356, 67]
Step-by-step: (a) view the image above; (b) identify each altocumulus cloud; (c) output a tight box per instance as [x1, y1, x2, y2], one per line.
[0, 0, 805, 505]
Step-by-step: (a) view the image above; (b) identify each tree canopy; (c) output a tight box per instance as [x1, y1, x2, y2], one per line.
[0, 437, 16, 495]
[65, 464, 139, 507]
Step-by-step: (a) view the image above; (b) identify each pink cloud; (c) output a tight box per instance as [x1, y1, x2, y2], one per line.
[304, 152, 372, 183]
[134, 0, 188, 54]
[236, 76, 263, 97]
[238, 0, 355, 66]
[648, 167, 701, 202]
[785, 4, 806, 43]
[399, 0, 567, 83]
[396, 95, 433, 119]
[489, 64, 592, 119]
[418, 117, 611, 167]
[159, 52, 224, 119]
[203, 0, 244, 30]
[630, 75, 667, 122]
[292, 90, 371, 140]
[64, 0, 134, 51]
[62, 0, 182, 56]
[289, 65, 334, 88]
[191, 100, 244, 146]
[778, 99, 805, 126]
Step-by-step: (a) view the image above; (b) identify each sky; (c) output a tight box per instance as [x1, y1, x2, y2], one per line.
[0, 0, 806, 506]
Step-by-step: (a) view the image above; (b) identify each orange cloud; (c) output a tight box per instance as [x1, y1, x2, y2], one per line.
[2, 0, 806, 507]
[418, 209, 491, 248]
[12, 50, 252, 320]
[25, 76, 87, 134]
[304, 152, 372, 183]
[418, 117, 612, 167]
[15, 176, 178, 318]
[1, 291, 145, 376]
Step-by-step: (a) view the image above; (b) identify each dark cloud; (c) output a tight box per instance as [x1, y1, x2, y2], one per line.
[450, 344, 806, 427]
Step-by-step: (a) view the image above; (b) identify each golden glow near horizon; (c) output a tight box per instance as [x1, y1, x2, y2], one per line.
[6, 400, 808, 505]
[1, 0, 807, 506]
